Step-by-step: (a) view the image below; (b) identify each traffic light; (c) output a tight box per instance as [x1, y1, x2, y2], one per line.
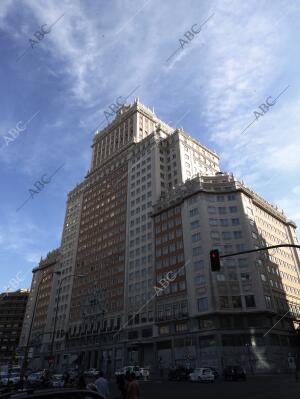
[210, 249, 221, 271]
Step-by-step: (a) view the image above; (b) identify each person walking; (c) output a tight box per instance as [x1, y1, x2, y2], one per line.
[126, 373, 140, 399]
[94, 371, 110, 399]
[116, 374, 126, 399]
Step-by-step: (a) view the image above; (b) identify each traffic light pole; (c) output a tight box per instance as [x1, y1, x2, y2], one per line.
[219, 244, 300, 259]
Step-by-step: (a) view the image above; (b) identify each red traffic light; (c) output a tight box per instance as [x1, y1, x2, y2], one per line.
[210, 249, 221, 271]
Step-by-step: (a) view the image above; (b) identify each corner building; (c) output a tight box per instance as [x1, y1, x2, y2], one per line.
[153, 174, 300, 373]
[33, 100, 300, 373]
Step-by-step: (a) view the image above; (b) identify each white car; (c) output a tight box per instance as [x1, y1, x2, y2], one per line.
[140, 368, 150, 379]
[189, 368, 215, 382]
[49, 374, 65, 387]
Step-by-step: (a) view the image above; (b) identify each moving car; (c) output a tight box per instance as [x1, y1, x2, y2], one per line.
[168, 367, 192, 381]
[223, 366, 246, 381]
[189, 368, 215, 382]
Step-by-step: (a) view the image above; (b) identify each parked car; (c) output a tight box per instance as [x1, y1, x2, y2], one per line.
[168, 367, 192, 381]
[27, 372, 45, 385]
[83, 368, 100, 377]
[115, 366, 143, 378]
[223, 366, 246, 381]
[139, 368, 150, 379]
[0, 373, 21, 387]
[49, 374, 65, 388]
[202, 366, 219, 379]
[0, 388, 107, 399]
[189, 368, 215, 382]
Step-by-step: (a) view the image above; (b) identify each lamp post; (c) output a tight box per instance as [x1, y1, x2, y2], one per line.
[49, 274, 86, 367]
[20, 270, 61, 386]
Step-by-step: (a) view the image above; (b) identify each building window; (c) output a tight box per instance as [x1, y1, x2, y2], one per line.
[232, 296, 242, 308]
[216, 273, 225, 282]
[190, 208, 199, 217]
[219, 296, 230, 309]
[191, 220, 200, 229]
[175, 323, 188, 332]
[261, 273, 266, 282]
[245, 295, 256, 308]
[220, 219, 229, 226]
[209, 218, 218, 226]
[265, 295, 272, 309]
[210, 231, 220, 240]
[195, 275, 206, 285]
[192, 246, 203, 256]
[192, 232, 201, 242]
[198, 297, 208, 312]
[222, 231, 231, 240]
[159, 325, 170, 335]
[208, 206, 216, 214]
[233, 231, 243, 239]
[241, 272, 250, 281]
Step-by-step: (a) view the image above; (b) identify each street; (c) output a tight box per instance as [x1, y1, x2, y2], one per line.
[109, 375, 300, 399]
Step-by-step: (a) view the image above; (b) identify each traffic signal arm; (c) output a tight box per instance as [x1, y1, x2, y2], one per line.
[210, 244, 300, 272]
[220, 244, 300, 258]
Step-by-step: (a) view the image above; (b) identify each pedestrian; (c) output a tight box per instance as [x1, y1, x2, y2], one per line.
[295, 355, 300, 381]
[116, 374, 126, 399]
[94, 371, 110, 399]
[126, 373, 140, 399]
[64, 371, 70, 386]
[77, 373, 86, 389]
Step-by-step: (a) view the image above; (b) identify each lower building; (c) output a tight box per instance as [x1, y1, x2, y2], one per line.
[0, 289, 29, 367]
[19, 250, 60, 370]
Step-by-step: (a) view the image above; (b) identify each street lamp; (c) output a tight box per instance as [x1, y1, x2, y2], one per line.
[20, 270, 61, 386]
[49, 273, 86, 365]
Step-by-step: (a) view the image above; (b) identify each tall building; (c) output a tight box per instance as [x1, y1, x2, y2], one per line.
[0, 289, 29, 366]
[22, 100, 300, 373]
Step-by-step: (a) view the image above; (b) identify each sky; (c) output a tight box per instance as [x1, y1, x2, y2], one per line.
[0, 0, 300, 292]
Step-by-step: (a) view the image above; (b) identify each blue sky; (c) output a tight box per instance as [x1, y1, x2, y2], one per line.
[1, 0, 300, 292]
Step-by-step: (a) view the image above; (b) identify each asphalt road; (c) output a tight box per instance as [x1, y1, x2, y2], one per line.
[109, 375, 300, 399]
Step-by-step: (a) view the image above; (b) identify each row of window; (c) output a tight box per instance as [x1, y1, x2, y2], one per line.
[197, 294, 256, 312]
[209, 218, 240, 226]
[131, 156, 151, 172]
[190, 194, 236, 205]
[210, 230, 243, 240]
[156, 253, 185, 269]
[156, 240, 184, 256]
